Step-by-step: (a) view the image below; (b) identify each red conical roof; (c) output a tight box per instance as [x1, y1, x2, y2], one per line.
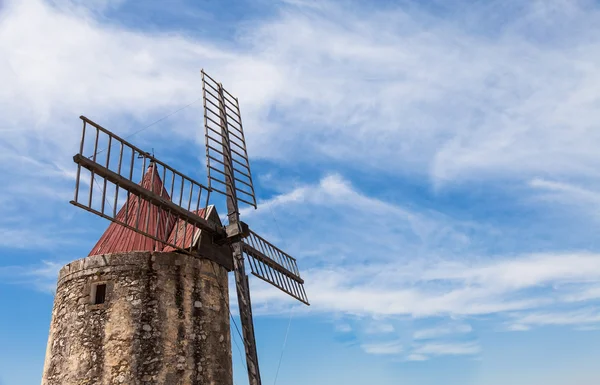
[88, 163, 177, 256]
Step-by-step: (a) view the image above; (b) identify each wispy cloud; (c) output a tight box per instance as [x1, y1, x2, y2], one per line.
[3, 0, 600, 188]
[529, 178, 600, 220]
[3, 0, 600, 371]
[246, 176, 600, 321]
[0, 260, 63, 293]
[406, 353, 428, 362]
[334, 323, 352, 333]
[413, 323, 473, 340]
[562, 285, 600, 303]
[2, 0, 600, 255]
[508, 308, 600, 331]
[361, 340, 403, 355]
[530, 179, 600, 202]
[239, 172, 600, 364]
[411, 341, 480, 358]
[242, 173, 474, 266]
[0, 226, 92, 250]
[365, 322, 395, 335]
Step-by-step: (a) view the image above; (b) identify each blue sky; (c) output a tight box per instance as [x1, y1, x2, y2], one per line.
[2, 0, 600, 384]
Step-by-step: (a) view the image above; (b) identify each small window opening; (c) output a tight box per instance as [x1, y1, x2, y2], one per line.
[91, 283, 107, 305]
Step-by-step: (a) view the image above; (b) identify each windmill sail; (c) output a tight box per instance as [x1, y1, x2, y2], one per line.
[201, 70, 257, 209]
[201, 70, 308, 385]
[242, 230, 309, 305]
[71, 116, 222, 253]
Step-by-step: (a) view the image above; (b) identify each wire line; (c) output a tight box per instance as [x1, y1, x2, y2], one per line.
[267, 204, 295, 385]
[273, 307, 294, 385]
[91, 96, 203, 158]
[125, 97, 203, 141]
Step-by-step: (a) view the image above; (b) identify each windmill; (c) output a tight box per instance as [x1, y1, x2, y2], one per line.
[69, 69, 309, 385]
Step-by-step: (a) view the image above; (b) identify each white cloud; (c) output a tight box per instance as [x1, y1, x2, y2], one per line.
[365, 322, 395, 334]
[406, 353, 428, 362]
[361, 340, 403, 355]
[506, 323, 531, 332]
[412, 341, 480, 357]
[509, 308, 600, 328]
[242, 173, 474, 267]
[413, 323, 473, 340]
[243, 0, 600, 185]
[234, 174, 600, 361]
[334, 323, 352, 333]
[3, 0, 600, 190]
[529, 179, 600, 220]
[1, 0, 599, 259]
[297, 252, 600, 318]
[0, 260, 63, 293]
[423, 253, 600, 291]
[529, 179, 600, 201]
[562, 285, 600, 303]
[3, 0, 600, 369]
[246, 176, 600, 323]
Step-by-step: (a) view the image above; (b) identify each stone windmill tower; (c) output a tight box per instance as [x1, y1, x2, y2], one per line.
[41, 70, 309, 385]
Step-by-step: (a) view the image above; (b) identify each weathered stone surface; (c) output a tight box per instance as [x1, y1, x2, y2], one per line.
[41, 251, 233, 385]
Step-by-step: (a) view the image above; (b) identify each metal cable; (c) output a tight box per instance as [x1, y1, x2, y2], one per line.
[92, 174, 114, 213]
[91, 96, 203, 158]
[267, 204, 295, 385]
[273, 307, 294, 385]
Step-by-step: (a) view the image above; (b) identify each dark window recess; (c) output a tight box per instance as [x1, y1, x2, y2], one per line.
[94, 284, 107, 304]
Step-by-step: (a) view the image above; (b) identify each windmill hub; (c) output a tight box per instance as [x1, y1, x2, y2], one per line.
[224, 221, 250, 241]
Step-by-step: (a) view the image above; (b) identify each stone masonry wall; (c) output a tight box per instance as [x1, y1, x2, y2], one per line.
[41, 251, 233, 385]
